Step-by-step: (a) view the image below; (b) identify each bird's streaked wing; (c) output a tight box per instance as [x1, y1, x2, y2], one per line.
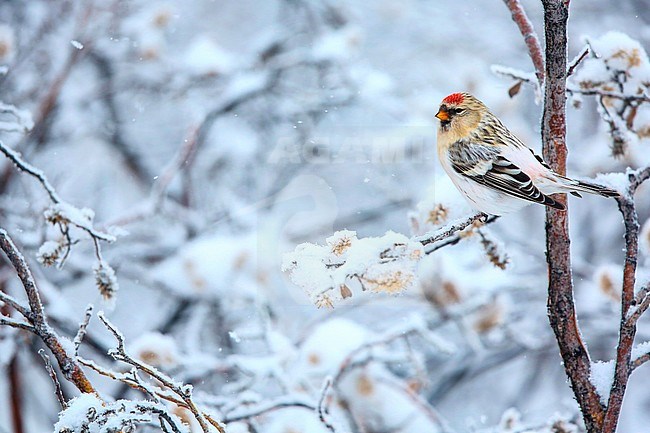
[448, 141, 564, 209]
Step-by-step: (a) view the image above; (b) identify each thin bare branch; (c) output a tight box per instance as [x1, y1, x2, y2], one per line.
[0, 140, 60, 203]
[631, 352, 650, 371]
[415, 213, 497, 253]
[0, 315, 35, 332]
[97, 312, 226, 433]
[567, 88, 650, 104]
[73, 304, 94, 355]
[38, 349, 67, 409]
[502, 0, 545, 84]
[222, 396, 317, 423]
[0, 140, 115, 244]
[317, 377, 336, 433]
[567, 46, 590, 77]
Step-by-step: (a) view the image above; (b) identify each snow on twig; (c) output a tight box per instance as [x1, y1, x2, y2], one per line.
[92, 312, 226, 433]
[284, 212, 500, 307]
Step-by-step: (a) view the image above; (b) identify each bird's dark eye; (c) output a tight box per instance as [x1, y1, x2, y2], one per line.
[452, 108, 466, 115]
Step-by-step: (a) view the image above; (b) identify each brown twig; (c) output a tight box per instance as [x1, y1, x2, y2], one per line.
[567, 46, 590, 77]
[539, 1, 606, 432]
[415, 213, 497, 252]
[502, 0, 545, 85]
[38, 349, 67, 409]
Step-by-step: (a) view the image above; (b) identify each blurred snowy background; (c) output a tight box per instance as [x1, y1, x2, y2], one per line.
[0, 1, 649, 432]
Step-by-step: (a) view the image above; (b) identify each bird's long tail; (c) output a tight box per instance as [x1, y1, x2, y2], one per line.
[558, 176, 620, 198]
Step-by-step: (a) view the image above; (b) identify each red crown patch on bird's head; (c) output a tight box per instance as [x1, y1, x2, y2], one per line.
[442, 92, 465, 105]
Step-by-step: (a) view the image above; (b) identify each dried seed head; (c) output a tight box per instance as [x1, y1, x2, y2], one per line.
[93, 263, 119, 301]
[37, 240, 63, 267]
[478, 230, 509, 270]
[339, 284, 352, 299]
[426, 203, 449, 226]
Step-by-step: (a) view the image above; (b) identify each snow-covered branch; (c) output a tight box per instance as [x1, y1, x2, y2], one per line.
[284, 211, 500, 308]
[79, 312, 226, 433]
[0, 139, 119, 299]
[283, 230, 424, 308]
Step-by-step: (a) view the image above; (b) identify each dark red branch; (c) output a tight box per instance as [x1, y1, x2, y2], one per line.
[502, 0, 545, 84]
[2, 281, 24, 433]
[9, 356, 24, 433]
[601, 167, 650, 432]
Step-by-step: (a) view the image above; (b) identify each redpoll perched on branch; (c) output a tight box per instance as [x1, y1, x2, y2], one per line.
[435, 92, 618, 215]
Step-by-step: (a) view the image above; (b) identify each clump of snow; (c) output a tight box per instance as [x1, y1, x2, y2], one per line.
[574, 32, 650, 91]
[594, 171, 630, 195]
[631, 341, 650, 363]
[263, 407, 332, 433]
[54, 393, 104, 432]
[312, 26, 362, 61]
[129, 332, 180, 368]
[295, 318, 372, 377]
[185, 36, 237, 76]
[590, 360, 615, 405]
[282, 230, 423, 307]
[59, 336, 77, 358]
[418, 255, 465, 307]
[54, 394, 190, 433]
[70, 40, 83, 50]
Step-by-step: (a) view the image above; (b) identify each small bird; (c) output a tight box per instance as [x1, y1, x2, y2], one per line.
[435, 92, 618, 215]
